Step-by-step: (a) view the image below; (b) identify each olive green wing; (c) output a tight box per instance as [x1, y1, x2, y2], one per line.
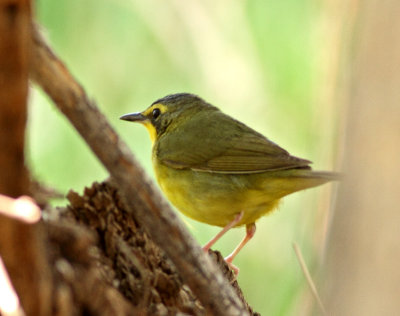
[156, 110, 311, 174]
[200, 132, 311, 173]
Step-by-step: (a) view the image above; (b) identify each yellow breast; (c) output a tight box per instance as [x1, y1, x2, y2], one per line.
[152, 155, 281, 227]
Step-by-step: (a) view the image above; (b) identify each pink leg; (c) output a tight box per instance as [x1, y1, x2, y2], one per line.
[202, 211, 244, 252]
[225, 223, 256, 274]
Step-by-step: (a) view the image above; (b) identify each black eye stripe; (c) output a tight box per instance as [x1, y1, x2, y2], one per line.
[152, 108, 161, 119]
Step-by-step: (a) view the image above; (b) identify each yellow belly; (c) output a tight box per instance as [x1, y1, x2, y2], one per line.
[153, 158, 282, 227]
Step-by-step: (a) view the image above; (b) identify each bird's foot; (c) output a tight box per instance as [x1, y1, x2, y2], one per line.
[225, 257, 240, 277]
[202, 211, 244, 252]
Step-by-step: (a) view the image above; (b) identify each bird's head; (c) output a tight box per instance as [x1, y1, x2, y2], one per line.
[120, 93, 216, 143]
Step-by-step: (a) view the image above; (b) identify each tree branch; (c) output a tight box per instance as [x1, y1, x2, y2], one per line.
[64, 180, 258, 315]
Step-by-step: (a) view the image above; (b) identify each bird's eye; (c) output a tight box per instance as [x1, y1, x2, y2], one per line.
[152, 108, 161, 119]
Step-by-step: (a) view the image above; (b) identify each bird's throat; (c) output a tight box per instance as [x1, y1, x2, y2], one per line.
[142, 121, 157, 144]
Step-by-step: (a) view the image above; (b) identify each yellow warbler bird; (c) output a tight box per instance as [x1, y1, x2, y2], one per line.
[121, 93, 339, 273]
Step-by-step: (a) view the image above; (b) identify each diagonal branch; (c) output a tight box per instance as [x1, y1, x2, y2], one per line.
[29, 25, 248, 316]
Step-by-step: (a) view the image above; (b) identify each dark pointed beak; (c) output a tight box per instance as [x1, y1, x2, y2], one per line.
[120, 112, 146, 122]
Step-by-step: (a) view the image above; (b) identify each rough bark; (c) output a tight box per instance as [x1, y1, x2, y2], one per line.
[2, 181, 259, 315]
[62, 180, 259, 315]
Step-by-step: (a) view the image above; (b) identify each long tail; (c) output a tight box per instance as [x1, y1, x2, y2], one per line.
[265, 169, 341, 198]
[302, 170, 342, 181]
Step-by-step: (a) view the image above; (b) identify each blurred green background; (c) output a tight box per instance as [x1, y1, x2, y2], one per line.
[29, 0, 338, 314]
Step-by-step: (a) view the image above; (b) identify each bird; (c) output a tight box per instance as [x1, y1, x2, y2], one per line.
[120, 93, 339, 273]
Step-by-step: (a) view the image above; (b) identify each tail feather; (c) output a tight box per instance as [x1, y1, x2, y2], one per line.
[263, 169, 341, 198]
[302, 170, 342, 181]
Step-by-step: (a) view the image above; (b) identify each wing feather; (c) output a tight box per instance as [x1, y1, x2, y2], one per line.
[156, 109, 311, 174]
